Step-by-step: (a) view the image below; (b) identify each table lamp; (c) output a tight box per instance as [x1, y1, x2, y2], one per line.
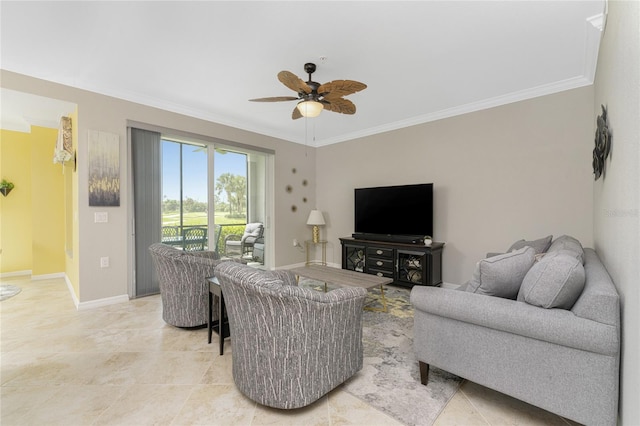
[307, 210, 325, 243]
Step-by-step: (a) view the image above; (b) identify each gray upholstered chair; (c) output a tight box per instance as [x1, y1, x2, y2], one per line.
[224, 222, 263, 256]
[214, 262, 367, 409]
[148, 243, 237, 327]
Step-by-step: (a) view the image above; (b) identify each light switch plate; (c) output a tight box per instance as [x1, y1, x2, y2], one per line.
[94, 212, 108, 223]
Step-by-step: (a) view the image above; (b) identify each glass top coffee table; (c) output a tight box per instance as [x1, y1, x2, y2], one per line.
[290, 265, 392, 312]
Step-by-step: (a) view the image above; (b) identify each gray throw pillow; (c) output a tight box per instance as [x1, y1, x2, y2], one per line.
[546, 235, 584, 264]
[466, 247, 536, 299]
[517, 250, 585, 309]
[508, 235, 553, 254]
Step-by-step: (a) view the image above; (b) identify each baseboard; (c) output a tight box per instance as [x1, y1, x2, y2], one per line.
[0, 270, 32, 279]
[280, 262, 307, 270]
[31, 272, 66, 281]
[64, 275, 80, 308]
[76, 294, 129, 311]
[59, 274, 128, 310]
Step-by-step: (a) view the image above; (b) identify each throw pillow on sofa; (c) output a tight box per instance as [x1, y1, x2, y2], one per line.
[507, 235, 553, 254]
[546, 235, 584, 264]
[465, 246, 536, 299]
[517, 250, 586, 309]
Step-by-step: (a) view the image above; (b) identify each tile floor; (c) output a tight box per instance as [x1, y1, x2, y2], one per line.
[0, 276, 578, 425]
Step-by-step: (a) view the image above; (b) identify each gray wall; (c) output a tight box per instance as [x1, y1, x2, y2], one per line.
[316, 87, 594, 285]
[593, 1, 640, 423]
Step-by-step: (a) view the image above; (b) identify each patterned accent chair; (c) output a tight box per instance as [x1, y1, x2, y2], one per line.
[148, 243, 239, 327]
[214, 262, 367, 409]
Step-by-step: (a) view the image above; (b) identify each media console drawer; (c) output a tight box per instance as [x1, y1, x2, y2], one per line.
[340, 237, 444, 288]
[367, 257, 393, 271]
[366, 247, 393, 259]
[368, 268, 394, 279]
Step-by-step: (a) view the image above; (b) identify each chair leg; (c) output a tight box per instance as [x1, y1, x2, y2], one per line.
[419, 361, 430, 385]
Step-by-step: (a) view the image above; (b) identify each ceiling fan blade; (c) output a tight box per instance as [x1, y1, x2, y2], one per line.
[322, 97, 356, 115]
[278, 71, 311, 94]
[292, 105, 303, 120]
[318, 80, 367, 99]
[249, 96, 299, 102]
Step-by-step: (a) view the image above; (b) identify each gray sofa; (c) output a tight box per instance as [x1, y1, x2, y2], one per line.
[411, 236, 620, 426]
[214, 262, 367, 409]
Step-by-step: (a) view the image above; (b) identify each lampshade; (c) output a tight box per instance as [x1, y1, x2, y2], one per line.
[297, 100, 324, 118]
[307, 210, 326, 226]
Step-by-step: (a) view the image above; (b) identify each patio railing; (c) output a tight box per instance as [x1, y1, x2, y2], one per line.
[161, 224, 246, 255]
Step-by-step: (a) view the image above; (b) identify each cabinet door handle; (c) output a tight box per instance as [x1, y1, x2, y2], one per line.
[376, 272, 383, 277]
[376, 261, 383, 266]
[376, 250, 383, 255]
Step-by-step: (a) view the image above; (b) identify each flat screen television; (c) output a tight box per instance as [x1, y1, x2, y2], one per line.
[354, 183, 433, 242]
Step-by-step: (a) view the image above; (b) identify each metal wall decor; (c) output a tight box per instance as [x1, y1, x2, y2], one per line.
[592, 105, 612, 181]
[286, 167, 310, 213]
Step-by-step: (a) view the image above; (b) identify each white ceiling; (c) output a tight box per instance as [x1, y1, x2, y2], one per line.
[0, 1, 606, 145]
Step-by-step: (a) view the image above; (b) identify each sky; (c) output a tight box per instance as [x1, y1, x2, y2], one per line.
[161, 140, 247, 202]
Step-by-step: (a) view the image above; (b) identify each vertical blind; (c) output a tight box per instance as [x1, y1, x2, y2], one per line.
[131, 128, 162, 297]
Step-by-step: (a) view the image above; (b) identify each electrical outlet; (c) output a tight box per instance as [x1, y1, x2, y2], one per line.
[100, 257, 109, 268]
[293, 239, 299, 247]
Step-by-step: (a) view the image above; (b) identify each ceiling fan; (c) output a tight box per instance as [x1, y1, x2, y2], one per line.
[249, 63, 367, 119]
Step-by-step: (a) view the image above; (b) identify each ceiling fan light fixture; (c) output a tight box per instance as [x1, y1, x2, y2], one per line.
[297, 100, 323, 118]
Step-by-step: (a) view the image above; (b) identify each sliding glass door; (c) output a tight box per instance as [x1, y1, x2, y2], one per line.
[131, 127, 271, 298]
[161, 140, 209, 251]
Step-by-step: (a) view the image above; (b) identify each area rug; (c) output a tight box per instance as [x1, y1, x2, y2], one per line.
[301, 280, 463, 425]
[0, 284, 22, 301]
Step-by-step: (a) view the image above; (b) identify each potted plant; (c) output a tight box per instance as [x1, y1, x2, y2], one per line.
[0, 179, 15, 196]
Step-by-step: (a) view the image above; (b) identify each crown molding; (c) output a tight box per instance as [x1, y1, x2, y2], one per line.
[313, 75, 594, 147]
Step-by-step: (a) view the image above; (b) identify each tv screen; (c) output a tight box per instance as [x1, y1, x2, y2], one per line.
[354, 183, 433, 238]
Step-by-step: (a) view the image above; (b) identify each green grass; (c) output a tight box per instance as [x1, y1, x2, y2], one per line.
[162, 211, 246, 226]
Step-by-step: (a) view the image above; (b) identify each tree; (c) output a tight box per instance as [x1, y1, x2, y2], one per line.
[216, 173, 246, 217]
[216, 173, 236, 215]
[230, 174, 246, 215]
[163, 198, 179, 213]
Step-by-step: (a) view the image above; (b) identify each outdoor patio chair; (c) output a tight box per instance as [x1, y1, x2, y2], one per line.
[183, 227, 207, 251]
[224, 222, 263, 256]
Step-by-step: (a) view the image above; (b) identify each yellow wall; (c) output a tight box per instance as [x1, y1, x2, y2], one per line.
[0, 126, 67, 276]
[31, 125, 66, 276]
[0, 129, 33, 272]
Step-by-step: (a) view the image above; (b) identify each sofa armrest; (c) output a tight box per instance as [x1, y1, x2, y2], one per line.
[410, 287, 618, 356]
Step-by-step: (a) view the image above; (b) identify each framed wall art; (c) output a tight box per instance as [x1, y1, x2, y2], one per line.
[88, 130, 120, 207]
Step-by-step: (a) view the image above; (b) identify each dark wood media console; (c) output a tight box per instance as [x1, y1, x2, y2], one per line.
[340, 237, 444, 288]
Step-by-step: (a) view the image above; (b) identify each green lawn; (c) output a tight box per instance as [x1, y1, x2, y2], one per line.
[162, 211, 246, 226]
